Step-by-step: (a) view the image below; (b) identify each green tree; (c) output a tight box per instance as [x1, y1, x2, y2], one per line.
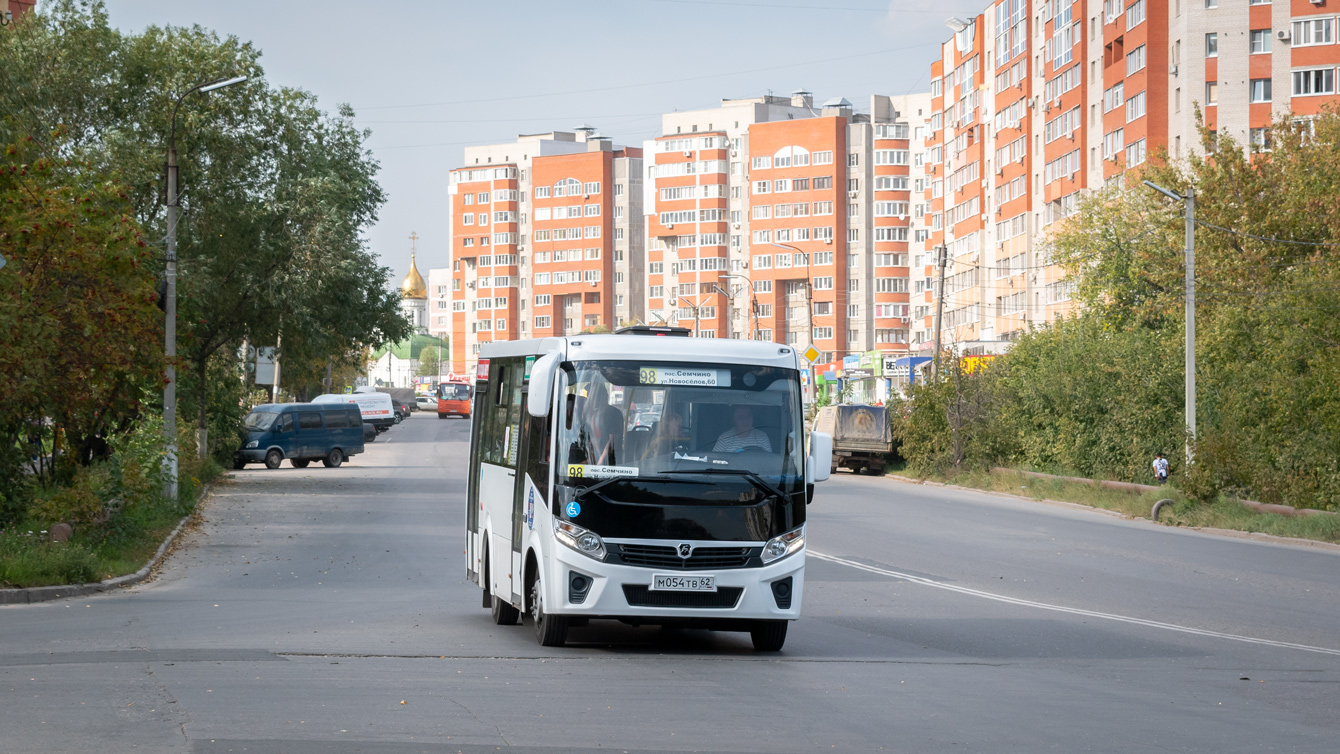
[417, 347, 441, 379]
[0, 138, 163, 487]
[0, 1, 411, 462]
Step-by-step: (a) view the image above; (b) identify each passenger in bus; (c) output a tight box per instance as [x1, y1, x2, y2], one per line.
[713, 405, 772, 453]
[567, 386, 623, 466]
[642, 410, 688, 459]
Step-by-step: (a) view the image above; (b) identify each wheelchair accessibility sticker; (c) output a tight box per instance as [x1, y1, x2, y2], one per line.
[565, 501, 581, 518]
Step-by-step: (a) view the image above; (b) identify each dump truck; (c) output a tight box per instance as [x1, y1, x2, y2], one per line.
[813, 404, 893, 475]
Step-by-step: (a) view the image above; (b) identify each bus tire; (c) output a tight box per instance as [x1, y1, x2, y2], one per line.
[291, 459, 310, 468]
[531, 574, 568, 647]
[322, 449, 343, 468]
[750, 620, 788, 652]
[491, 594, 519, 626]
[264, 449, 283, 470]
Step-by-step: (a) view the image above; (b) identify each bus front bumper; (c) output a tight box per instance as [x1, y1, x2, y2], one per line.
[546, 546, 805, 622]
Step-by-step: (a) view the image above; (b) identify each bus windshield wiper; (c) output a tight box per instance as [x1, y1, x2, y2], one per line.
[659, 468, 790, 502]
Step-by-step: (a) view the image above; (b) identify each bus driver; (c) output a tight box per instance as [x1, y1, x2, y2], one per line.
[713, 405, 772, 453]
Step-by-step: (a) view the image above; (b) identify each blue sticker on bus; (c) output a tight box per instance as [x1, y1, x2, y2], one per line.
[565, 501, 581, 518]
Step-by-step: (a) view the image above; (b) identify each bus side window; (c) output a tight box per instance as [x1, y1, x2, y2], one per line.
[483, 365, 507, 465]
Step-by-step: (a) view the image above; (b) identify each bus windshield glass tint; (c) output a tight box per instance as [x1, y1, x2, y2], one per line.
[558, 361, 803, 488]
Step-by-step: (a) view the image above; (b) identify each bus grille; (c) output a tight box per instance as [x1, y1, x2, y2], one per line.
[622, 585, 743, 609]
[613, 544, 756, 570]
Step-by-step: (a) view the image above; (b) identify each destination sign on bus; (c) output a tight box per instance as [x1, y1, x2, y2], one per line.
[566, 464, 639, 479]
[638, 367, 730, 387]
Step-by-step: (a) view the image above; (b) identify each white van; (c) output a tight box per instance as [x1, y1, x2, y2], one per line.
[313, 392, 396, 432]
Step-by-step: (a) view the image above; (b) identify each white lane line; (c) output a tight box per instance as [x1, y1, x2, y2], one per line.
[808, 550, 1340, 657]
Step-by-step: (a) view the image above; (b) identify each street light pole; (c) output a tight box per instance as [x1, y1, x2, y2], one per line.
[1144, 181, 1196, 464]
[163, 74, 247, 500]
[771, 242, 818, 403]
[931, 244, 948, 380]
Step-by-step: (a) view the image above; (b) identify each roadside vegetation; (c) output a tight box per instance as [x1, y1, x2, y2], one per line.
[888, 467, 1340, 545]
[1, 1, 410, 587]
[892, 110, 1340, 528]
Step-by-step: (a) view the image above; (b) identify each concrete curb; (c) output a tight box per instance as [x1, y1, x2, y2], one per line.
[0, 484, 210, 606]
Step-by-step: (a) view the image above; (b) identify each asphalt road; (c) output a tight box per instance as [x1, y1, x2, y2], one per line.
[3, 411, 1338, 753]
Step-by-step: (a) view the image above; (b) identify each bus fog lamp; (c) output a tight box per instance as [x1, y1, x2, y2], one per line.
[554, 520, 606, 561]
[761, 526, 805, 564]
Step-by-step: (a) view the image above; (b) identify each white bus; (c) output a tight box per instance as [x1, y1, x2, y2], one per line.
[465, 326, 833, 651]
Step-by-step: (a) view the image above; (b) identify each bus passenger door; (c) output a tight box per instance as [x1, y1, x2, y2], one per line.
[465, 375, 488, 585]
[477, 358, 525, 607]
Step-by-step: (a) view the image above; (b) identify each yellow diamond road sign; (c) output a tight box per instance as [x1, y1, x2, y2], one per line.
[802, 345, 821, 364]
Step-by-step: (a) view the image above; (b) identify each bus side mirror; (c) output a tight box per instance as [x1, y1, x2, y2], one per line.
[808, 431, 832, 483]
[527, 352, 561, 418]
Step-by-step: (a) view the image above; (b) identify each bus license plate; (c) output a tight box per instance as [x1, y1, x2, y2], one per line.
[651, 574, 716, 592]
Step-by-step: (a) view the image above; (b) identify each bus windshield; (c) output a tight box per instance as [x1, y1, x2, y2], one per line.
[558, 360, 804, 495]
[439, 383, 470, 401]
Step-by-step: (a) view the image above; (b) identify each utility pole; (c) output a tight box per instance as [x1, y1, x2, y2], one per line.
[162, 75, 247, 496]
[1184, 188, 1196, 464]
[271, 330, 282, 403]
[165, 136, 179, 497]
[931, 244, 948, 380]
[1144, 180, 1196, 465]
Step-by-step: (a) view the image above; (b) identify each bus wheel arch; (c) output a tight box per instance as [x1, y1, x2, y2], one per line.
[526, 548, 567, 646]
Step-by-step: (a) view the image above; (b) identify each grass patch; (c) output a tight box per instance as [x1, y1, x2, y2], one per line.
[899, 467, 1340, 546]
[0, 463, 221, 589]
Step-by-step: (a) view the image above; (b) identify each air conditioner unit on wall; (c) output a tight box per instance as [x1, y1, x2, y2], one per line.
[684, 151, 694, 158]
[1277, 29, 1292, 42]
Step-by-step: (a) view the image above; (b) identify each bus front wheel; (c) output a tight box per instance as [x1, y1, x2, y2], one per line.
[530, 574, 568, 647]
[750, 620, 788, 652]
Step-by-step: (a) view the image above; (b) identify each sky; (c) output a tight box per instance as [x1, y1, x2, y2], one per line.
[100, 0, 987, 287]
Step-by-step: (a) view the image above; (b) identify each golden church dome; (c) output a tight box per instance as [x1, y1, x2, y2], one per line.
[401, 253, 427, 299]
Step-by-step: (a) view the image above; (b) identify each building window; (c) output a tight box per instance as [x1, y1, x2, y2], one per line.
[1125, 138, 1147, 167]
[847, 153, 859, 167]
[1249, 78, 1271, 103]
[1249, 29, 1272, 54]
[1292, 68, 1335, 97]
[1205, 33, 1217, 58]
[1205, 81, 1218, 105]
[1125, 0, 1145, 28]
[1293, 18, 1334, 47]
[1249, 128, 1272, 150]
[812, 276, 834, 290]
[1125, 91, 1146, 122]
[1126, 44, 1146, 75]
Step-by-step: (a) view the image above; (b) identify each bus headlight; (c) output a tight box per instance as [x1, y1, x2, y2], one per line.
[761, 525, 805, 564]
[245, 440, 258, 449]
[554, 520, 606, 561]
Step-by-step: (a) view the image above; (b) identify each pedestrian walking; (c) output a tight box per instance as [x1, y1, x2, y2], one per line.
[1152, 453, 1169, 485]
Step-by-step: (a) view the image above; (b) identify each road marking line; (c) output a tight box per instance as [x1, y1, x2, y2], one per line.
[808, 550, 1340, 657]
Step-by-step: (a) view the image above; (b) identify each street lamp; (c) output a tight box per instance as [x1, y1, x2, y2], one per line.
[1143, 180, 1196, 465]
[715, 272, 760, 341]
[770, 242, 820, 403]
[163, 74, 247, 500]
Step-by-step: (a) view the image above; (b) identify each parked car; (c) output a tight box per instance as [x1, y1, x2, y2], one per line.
[235, 403, 365, 470]
[415, 395, 436, 411]
[312, 392, 395, 432]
